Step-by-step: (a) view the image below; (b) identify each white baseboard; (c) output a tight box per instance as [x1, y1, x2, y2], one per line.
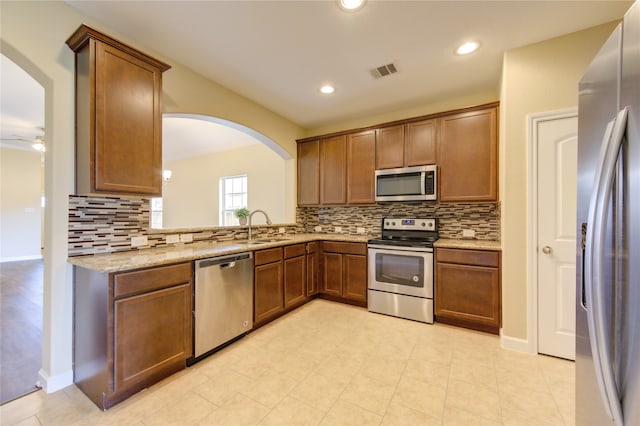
[500, 332, 535, 354]
[0, 254, 43, 263]
[37, 368, 73, 393]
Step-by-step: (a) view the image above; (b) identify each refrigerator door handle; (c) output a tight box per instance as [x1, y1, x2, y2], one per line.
[585, 107, 628, 426]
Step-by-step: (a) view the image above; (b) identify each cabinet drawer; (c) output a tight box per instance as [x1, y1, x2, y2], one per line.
[436, 248, 499, 268]
[114, 262, 191, 299]
[322, 241, 367, 255]
[306, 242, 319, 254]
[284, 243, 306, 259]
[254, 247, 283, 265]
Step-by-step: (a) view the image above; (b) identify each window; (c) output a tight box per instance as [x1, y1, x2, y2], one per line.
[150, 197, 163, 228]
[220, 175, 247, 226]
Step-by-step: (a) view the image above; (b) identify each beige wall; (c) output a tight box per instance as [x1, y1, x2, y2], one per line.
[0, 0, 302, 391]
[0, 147, 43, 261]
[305, 89, 499, 137]
[162, 144, 289, 229]
[499, 21, 618, 342]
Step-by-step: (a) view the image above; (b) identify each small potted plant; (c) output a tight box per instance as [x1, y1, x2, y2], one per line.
[234, 207, 250, 225]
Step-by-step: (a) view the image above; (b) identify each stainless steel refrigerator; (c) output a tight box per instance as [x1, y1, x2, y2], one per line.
[576, 1, 640, 425]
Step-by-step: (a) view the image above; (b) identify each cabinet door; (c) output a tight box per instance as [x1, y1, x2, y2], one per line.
[343, 254, 367, 302]
[347, 130, 376, 204]
[306, 243, 319, 296]
[376, 125, 404, 169]
[406, 120, 436, 166]
[114, 283, 191, 393]
[322, 252, 343, 297]
[435, 262, 500, 328]
[438, 108, 498, 201]
[95, 41, 163, 195]
[320, 136, 347, 204]
[254, 261, 284, 323]
[284, 256, 306, 308]
[297, 140, 320, 206]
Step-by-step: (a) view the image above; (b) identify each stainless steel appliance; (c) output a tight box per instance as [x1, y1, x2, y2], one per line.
[375, 165, 437, 202]
[576, 2, 639, 424]
[191, 252, 253, 363]
[368, 218, 438, 323]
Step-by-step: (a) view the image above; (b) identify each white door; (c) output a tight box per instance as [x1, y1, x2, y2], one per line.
[537, 113, 577, 360]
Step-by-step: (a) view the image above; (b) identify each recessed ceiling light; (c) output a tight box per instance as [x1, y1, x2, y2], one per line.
[338, 0, 365, 12]
[455, 41, 480, 55]
[320, 85, 335, 94]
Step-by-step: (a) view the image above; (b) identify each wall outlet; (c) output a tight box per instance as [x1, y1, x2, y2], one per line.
[166, 234, 180, 244]
[180, 233, 193, 243]
[314, 226, 322, 232]
[357, 227, 366, 234]
[334, 226, 342, 233]
[462, 229, 476, 239]
[131, 235, 148, 248]
[278, 227, 286, 234]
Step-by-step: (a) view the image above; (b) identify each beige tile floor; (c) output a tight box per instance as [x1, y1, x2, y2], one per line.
[0, 300, 575, 425]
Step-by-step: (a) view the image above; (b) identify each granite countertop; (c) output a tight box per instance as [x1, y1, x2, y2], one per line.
[434, 238, 502, 251]
[68, 233, 372, 273]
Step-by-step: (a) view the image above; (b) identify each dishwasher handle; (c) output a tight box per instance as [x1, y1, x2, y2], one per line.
[197, 252, 252, 269]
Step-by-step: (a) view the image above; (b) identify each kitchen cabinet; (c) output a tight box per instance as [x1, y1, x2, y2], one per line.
[320, 242, 367, 305]
[347, 130, 376, 204]
[376, 119, 437, 169]
[306, 242, 320, 296]
[435, 248, 501, 334]
[438, 107, 498, 202]
[66, 25, 171, 196]
[320, 135, 347, 204]
[254, 247, 284, 325]
[73, 262, 192, 409]
[284, 244, 307, 308]
[297, 140, 320, 206]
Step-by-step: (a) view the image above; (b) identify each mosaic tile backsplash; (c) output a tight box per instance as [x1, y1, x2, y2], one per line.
[297, 202, 500, 240]
[69, 195, 500, 256]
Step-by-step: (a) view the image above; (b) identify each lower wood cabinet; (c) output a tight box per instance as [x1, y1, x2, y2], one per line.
[254, 247, 284, 325]
[284, 244, 307, 308]
[320, 241, 367, 305]
[254, 244, 309, 326]
[306, 242, 320, 296]
[74, 262, 192, 409]
[435, 248, 501, 334]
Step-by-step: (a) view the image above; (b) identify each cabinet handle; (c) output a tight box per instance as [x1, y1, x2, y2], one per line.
[542, 246, 552, 254]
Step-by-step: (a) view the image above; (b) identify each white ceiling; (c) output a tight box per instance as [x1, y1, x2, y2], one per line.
[66, 0, 632, 129]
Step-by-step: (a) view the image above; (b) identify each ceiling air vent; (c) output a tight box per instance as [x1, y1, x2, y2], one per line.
[372, 63, 398, 78]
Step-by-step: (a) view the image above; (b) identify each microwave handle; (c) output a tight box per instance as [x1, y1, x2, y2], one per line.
[421, 172, 426, 193]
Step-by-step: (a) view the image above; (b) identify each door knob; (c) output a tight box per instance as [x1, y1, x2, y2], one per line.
[542, 246, 552, 254]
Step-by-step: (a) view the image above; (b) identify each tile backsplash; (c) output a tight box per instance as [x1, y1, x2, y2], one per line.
[297, 202, 500, 240]
[69, 195, 500, 256]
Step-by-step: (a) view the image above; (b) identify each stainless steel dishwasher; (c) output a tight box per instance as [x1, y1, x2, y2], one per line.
[192, 252, 253, 361]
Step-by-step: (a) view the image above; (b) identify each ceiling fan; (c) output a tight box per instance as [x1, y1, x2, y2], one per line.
[0, 129, 46, 152]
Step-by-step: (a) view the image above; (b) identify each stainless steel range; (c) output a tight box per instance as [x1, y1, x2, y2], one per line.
[367, 217, 437, 323]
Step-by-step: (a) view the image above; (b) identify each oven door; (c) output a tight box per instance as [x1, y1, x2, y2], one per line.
[368, 245, 433, 298]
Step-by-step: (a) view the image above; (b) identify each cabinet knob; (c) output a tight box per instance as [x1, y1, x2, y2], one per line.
[542, 246, 552, 254]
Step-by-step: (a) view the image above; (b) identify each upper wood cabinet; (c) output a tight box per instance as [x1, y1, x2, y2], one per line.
[347, 130, 376, 204]
[297, 140, 320, 206]
[376, 119, 437, 169]
[66, 25, 171, 196]
[320, 135, 347, 205]
[438, 107, 498, 202]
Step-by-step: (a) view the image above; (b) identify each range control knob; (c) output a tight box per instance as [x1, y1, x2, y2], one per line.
[421, 222, 426, 227]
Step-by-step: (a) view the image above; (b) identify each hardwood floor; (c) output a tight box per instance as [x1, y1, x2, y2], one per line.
[0, 259, 43, 404]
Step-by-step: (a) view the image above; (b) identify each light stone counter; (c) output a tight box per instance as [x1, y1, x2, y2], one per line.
[68, 233, 372, 273]
[434, 238, 501, 251]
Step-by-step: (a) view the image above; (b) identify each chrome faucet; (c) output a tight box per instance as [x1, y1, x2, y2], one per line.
[248, 209, 272, 240]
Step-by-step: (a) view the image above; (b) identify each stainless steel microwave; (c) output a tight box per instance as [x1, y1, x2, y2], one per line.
[375, 165, 437, 202]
